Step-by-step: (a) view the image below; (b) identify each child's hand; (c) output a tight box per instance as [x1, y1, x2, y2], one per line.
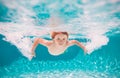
[31, 51, 36, 58]
[84, 48, 88, 55]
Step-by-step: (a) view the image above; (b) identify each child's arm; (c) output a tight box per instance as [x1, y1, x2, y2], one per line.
[68, 40, 87, 54]
[31, 38, 51, 57]
[31, 38, 39, 57]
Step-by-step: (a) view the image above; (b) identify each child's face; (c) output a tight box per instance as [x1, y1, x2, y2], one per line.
[53, 34, 68, 45]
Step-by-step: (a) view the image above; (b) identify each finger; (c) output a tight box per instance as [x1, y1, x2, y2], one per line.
[34, 54, 36, 57]
[33, 54, 36, 57]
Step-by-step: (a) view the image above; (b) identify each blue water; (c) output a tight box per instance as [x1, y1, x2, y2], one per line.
[0, 0, 120, 78]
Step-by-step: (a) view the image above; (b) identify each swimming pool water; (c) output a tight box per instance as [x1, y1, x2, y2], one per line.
[0, 0, 120, 78]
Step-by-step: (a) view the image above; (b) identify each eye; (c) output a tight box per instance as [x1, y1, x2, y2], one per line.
[63, 38, 65, 40]
[57, 38, 60, 40]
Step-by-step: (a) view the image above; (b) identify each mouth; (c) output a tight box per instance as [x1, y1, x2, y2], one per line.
[58, 42, 63, 45]
[59, 43, 63, 45]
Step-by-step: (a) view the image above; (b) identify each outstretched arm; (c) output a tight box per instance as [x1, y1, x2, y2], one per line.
[31, 38, 51, 57]
[31, 38, 39, 57]
[68, 40, 87, 54]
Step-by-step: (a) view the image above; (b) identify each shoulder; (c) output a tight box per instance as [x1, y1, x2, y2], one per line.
[68, 40, 78, 44]
[36, 38, 53, 46]
[67, 40, 78, 46]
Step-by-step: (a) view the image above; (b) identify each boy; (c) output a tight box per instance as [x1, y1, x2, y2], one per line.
[31, 32, 87, 58]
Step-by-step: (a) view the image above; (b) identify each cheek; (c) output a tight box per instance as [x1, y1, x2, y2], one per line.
[62, 40, 66, 43]
[55, 39, 59, 43]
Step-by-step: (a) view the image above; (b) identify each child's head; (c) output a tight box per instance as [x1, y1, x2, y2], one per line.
[51, 32, 69, 45]
[51, 32, 68, 39]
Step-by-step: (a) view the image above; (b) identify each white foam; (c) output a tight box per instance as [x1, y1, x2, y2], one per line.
[0, 0, 120, 59]
[85, 35, 109, 54]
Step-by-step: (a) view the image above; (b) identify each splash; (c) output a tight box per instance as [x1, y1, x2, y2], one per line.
[0, 0, 120, 59]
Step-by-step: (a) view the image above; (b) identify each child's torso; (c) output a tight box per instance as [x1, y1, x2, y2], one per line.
[47, 44, 68, 56]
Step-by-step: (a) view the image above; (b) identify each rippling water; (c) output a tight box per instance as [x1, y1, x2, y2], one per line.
[0, 0, 120, 78]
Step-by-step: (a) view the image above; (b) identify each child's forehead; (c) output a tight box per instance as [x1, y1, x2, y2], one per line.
[56, 33, 67, 36]
[55, 34, 67, 38]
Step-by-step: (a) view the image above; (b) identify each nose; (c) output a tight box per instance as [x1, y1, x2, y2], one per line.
[58, 40, 63, 43]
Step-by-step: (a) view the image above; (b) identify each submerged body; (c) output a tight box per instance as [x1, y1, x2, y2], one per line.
[31, 32, 87, 58]
[48, 42, 69, 55]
